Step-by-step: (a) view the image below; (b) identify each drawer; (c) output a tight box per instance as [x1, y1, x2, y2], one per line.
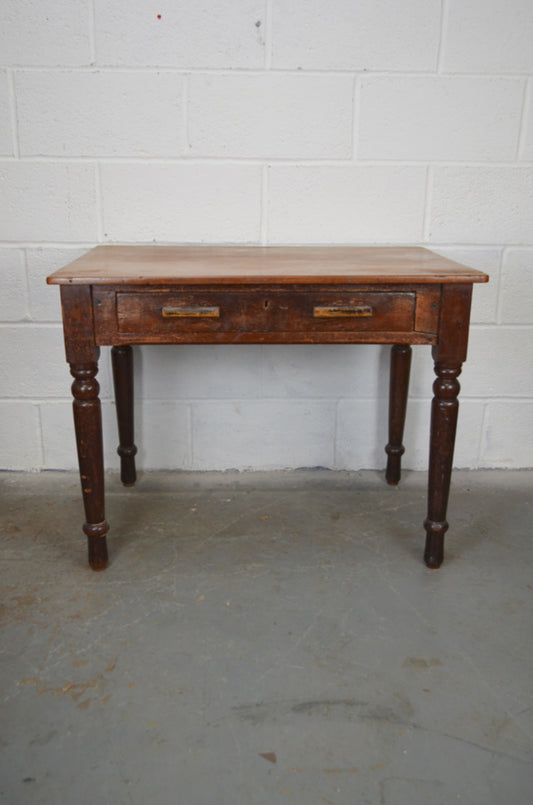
[291, 291, 415, 332]
[117, 290, 263, 334]
[116, 289, 416, 335]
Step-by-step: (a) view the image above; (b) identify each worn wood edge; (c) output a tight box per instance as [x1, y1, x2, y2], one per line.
[46, 245, 490, 285]
[47, 272, 489, 286]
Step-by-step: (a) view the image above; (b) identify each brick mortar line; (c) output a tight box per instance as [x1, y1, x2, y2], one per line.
[20, 248, 32, 321]
[260, 165, 268, 244]
[35, 400, 46, 469]
[2, 157, 532, 167]
[183, 73, 190, 153]
[352, 76, 361, 162]
[422, 166, 433, 242]
[495, 248, 506, 326]
[264, 0, 273, 71]
[4, 65, 532, 79]
[437, 0, 450, 75]
[6, 69, 19, 158]
[95, 163, 104, 242]
[88, 0, 97, 65]
[517, 79, 532, 160]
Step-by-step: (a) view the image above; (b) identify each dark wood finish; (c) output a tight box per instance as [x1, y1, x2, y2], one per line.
[111, 345, 137, 487]
[424, 284, 473, 568]
[70, 358, 108, 571]
[385, 344, 412, 485]
[93, 283, 437, 346]
[116, 289, 416, 336]
[48, 247, 488, 570]
[60, 285, 108, 570]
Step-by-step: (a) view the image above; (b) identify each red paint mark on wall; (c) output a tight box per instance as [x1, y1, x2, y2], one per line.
[157, 14, 162, 19]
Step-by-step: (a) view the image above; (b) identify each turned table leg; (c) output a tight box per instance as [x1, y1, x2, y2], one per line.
[70, 353, 109, 570]
[111, 345, 137, 486]
[424, 359, 462, 569]
[385, 344, 412, 485]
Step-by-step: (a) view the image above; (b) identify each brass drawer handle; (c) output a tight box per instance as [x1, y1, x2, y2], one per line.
[313, 305, 373, 318]
[162, 306, 220, 318]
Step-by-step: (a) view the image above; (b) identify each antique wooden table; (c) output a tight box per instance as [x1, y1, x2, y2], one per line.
[48, 246, 488, 571]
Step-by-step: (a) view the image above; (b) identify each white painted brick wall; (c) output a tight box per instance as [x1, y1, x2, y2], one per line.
[16, 71, 186, 157]
[0, 402, 43, 469]
[1, 0, 532, 471]
[25, 248, 86, 321]
[188, 73, 354, 159]
[267, 166, 427, 242]
[270, 0, 442, 71]
[0, 71, 14, 156]
[482, 402, 533, 467]
[0, 249, 27, 321]
[192, 399, 337, 470]
[429, 167, 533, 244]
[0, 163, 98, 241]
[500, 250, 533, 324]
[443, 0, 533, 74]
[357, 77, 523, 161]
[430, 247, 502, 324]
[94, 0, 265, 68]
[521, 82, 533, 160]
[1, 0, 93, 66]
[100, 163, 262, 242]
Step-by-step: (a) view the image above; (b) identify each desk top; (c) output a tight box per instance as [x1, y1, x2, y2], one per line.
[47, 245, 489, 286]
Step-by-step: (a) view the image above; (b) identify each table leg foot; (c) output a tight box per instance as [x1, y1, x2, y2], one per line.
[84, 521, 109, 570]
[385, 455, 402, 486]
[423, 519, 448, 568]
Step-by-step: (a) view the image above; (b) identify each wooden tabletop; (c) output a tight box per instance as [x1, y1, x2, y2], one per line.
[47, 245, 489, 286]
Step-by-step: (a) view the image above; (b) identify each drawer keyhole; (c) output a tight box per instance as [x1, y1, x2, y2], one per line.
[264, 300, 270, 309]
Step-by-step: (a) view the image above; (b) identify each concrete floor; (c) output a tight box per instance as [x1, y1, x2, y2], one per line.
[1, 469, 532, 805]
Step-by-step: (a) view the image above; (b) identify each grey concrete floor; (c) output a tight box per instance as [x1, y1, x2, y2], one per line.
[1, 469, 532, 805]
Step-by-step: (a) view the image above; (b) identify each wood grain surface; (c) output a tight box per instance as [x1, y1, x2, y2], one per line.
[47, 245, 489, 286]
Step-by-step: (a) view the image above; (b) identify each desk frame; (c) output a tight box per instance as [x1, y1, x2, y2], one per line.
[48, 246, 487, 570]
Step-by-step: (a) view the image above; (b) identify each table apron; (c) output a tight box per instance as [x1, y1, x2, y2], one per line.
[93, 283, 440, 346]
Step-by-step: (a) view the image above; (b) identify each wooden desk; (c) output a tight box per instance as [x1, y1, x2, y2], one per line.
[47, 246, 488, 570]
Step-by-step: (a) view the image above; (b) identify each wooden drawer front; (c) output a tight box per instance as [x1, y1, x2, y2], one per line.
[117, 291, 264, 334]
[295, 291, 415, 332]
[116, 290, 416, 335]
